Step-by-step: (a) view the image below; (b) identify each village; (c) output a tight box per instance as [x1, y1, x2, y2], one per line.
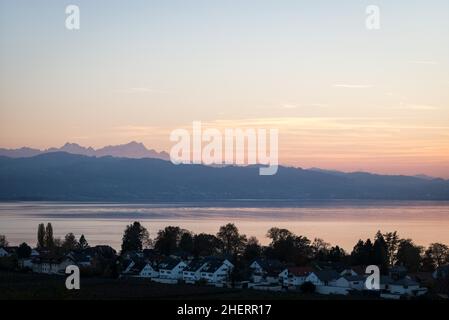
[1, 222, 448, 300]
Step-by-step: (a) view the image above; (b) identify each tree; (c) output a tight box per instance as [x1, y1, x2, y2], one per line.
[351, 239, 374, 266]
[78, 234, 89, 250]
[373, 231, 389, 272]
[421, 248, 436, 272]
[37, 223, 45, 248]
[396, 239, 422, 272]
[193, 233, 222, 257]
[328, 246, 347, 263]
[384, 231, 400, 266]
[311, 238, 330, 260]
[17, 242, 32, 259]
[266, 227, 294, 244]
[217, 223, 247, 256]
[265, 228, 311, 265]
[243, 236, 262, 262]
[121, 221, 150, 253]
[62, 233, 78, 251]
[179, 232, 194, 254]
[427, 243, 449, 268]
[0, 235, 8, 247]
[154, 226, 187, 255]
[44, 223, 54, 248]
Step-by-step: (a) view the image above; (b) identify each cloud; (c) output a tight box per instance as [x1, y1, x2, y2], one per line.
[332, 84, 373, 89]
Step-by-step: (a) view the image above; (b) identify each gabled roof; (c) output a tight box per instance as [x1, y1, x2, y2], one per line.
[185, 259, 207, 272]
[158, 257, 183, 270]
[68, 252, 92, 264]
[390, 278, 419, 287]
[344, 275, 366, 282]
[314, 270, 341, 282]
[1, 246, 18, 254]
[287, 266, 314, 277]
[201, 259, 229, 274]
[253, 259, 285, 276]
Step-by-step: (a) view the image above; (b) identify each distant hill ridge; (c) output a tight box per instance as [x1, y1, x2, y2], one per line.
[0, 142, 169, 160]
[0, 152, 448, 201]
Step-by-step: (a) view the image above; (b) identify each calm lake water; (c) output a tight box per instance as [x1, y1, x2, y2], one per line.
[1, 200, 448, 251]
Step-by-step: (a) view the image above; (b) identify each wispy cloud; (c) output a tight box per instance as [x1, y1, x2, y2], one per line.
[332, 84, 373, 89]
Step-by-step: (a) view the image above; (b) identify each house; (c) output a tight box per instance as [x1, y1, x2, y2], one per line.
[304, 269, 354, 295]
[0, 246, 17, 257]
[139, 262, 159, 278]
[0, 247, 9, 257]
[67, 251, 93, 267]
[183, 259, 209, 283]
[121, 259, 137, 274]
[279, 266, 314, 287]
[389, 265, 408, 280]
[249, 259, 284, 284]
[199, 259, 234, 286]
[388, 278, 428, 297]
[306, 270, 341, 286]
[30, 249, 40, 257]
[121, 259, 159, 278]
[32, 256, 75, 274]
[340, 266, 366, 277]
[342, 275, 366, 290]
[157, 257, 187, 280]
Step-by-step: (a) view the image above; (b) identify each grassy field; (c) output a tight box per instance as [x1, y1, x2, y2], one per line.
[0, 271, 375, 300]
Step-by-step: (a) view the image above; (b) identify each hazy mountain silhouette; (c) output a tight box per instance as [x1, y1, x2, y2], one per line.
[0, 152, 448, 201]
[0, 142, 169, 160]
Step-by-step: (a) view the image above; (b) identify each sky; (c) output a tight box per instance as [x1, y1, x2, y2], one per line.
[1, 0, 448, 177]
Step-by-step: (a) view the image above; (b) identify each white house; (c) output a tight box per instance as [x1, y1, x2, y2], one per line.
[304, 270, 352, 295]
[121, 259, 159, 279]
[32, 257, 75, 274]
[158, 258, 187, 280]
[0, 247, 9, 257]
[139, 263, 159, 278]
[342, 275, 366, 291]
[279, 266, 314, 287]
[199, 259, 234, 286]
[388, 278, 428, 297]
[183, 259, 209, 283]
[249, 259, 284, 284]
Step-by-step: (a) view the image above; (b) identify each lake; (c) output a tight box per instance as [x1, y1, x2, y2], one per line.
[1, 200, 448, 251]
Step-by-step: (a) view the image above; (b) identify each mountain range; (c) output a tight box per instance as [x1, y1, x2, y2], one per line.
[0, 142, 169, 160]
[0, 152, 448, 201]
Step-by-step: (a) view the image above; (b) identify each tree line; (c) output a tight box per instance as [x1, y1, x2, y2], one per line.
[119, 222, 449, 273]
[1, 222, 449, 273]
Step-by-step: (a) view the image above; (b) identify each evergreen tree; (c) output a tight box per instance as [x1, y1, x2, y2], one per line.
[37, 223, 45, 248]
[373, 231, 389, 272]
[44, 223, 54, 248]
[121, 221, 149, 253]
[78, 234, 89, 250]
